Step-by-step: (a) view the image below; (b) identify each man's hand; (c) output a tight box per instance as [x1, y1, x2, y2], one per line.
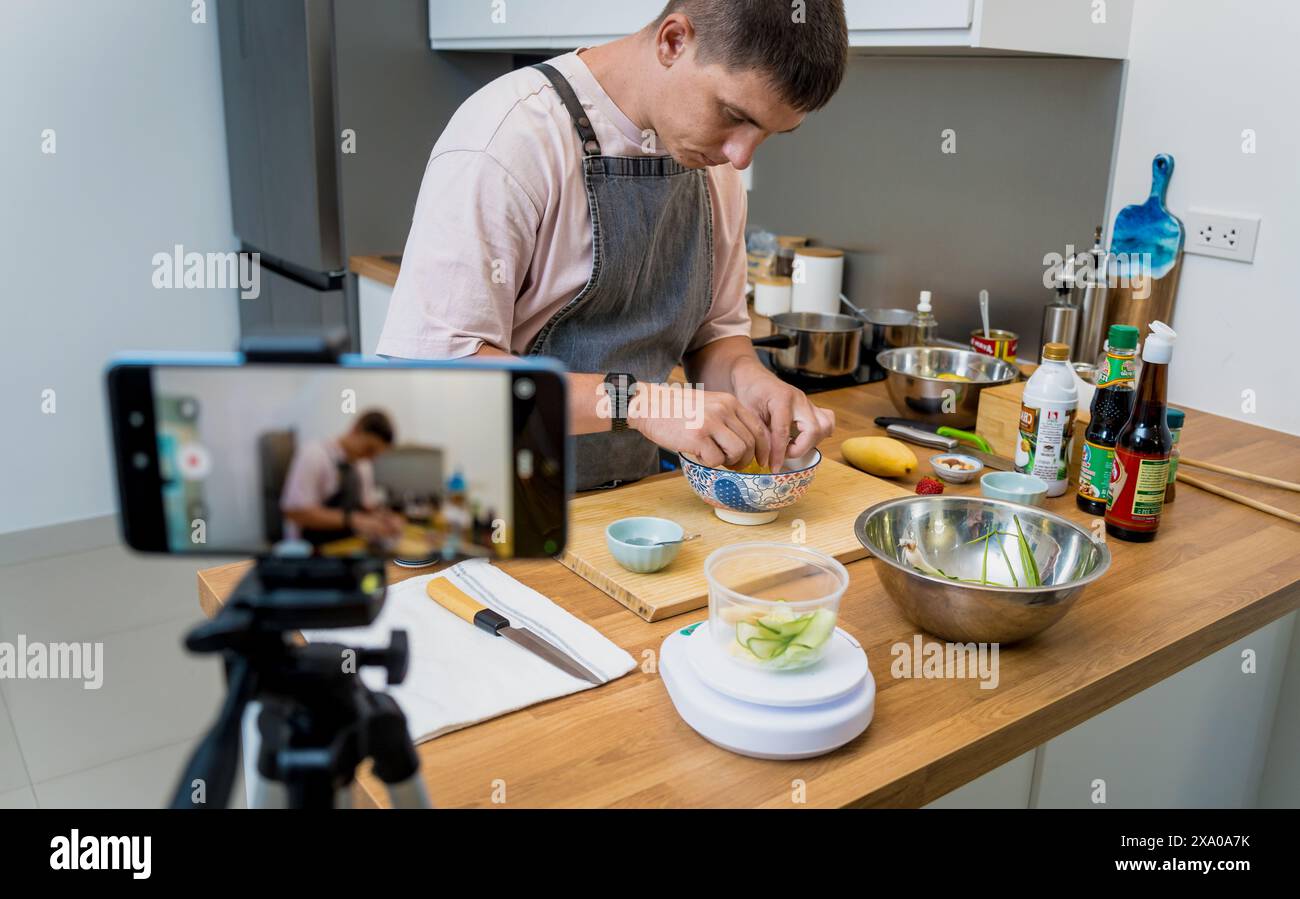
[732, 364, 835, 472]
[628, 382, 770, 470]
[353, 509, 404, 543]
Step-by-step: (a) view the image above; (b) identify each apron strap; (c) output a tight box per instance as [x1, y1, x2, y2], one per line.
[532, 62, 602, 157]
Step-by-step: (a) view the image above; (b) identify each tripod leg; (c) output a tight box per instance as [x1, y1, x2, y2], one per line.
[365, 692, 432, 809]
[242, 701, 287, 809]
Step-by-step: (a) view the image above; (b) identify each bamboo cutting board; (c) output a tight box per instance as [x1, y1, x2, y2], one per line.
[558, 457, 908, 621]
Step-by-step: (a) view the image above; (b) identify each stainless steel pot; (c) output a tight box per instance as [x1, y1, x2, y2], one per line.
[751, 312, 863, 378]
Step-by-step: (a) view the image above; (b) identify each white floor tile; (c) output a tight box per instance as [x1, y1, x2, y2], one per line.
[0, 785, 37, 809]
[0, 687, 30, 793]
[1, 616, 225, 782]
[34, 739, 245, 809]
[0, 544, 237, 643]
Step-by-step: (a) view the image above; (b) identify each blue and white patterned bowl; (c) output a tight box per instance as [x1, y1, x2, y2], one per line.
[679, 449, 822, 525]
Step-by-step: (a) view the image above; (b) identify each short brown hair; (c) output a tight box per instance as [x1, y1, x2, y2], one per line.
[354, 410, 394, 445]
[656, 0, 848, 112]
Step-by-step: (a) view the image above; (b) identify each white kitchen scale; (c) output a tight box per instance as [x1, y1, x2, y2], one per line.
[660, 621, 875, 760]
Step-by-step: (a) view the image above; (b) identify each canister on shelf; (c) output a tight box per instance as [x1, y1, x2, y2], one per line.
[790, 247, 844, 315]
[752, 275, 793, 318]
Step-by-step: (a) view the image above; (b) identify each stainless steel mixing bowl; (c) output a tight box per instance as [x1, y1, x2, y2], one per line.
[855, 496, 1110, 643]
[875, 346, 1018, 427]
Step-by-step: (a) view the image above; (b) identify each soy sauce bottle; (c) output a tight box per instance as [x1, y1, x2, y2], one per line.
[1077, 325, 1138, 515]
[1105, 322, 1177, 542]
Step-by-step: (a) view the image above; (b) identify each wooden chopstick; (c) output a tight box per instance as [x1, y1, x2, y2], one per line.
[1176, 471, 1300, 525]
[1178, 456, 1300, 493]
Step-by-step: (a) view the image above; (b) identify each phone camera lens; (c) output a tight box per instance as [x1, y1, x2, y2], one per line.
[128, 411, 145, 428]
[132, 452, 149, 470]
[513, 378, 535, 400]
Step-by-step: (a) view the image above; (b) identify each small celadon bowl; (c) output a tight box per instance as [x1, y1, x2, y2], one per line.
[980, 471, 1049, 507]
[605, 517, 685, 573]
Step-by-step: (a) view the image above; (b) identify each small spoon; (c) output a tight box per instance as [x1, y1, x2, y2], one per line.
[979, 289, 991, 338]
[623, 533, 702, 547]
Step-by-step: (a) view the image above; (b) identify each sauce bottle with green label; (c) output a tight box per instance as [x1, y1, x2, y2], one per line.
[1105, 321, 1177, 542]
[1077, 325, 1138, 515]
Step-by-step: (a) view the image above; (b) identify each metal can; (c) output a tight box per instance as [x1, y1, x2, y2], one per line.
[970, 329, 1019, 363]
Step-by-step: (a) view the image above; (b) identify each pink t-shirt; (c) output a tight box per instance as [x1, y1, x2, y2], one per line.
[279, 439, 378, 540]
[375, 51, 752, 360]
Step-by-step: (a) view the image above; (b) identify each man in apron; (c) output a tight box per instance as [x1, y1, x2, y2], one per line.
[280, 410, 405, 548]
[379, 1, 849, 490]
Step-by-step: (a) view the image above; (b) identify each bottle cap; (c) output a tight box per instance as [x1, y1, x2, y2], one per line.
[1166, 407, 1185, 429]
[1042, 342, 1070, 362]
[917, 290, 932, 313]
[1107, 324, 1139, 350]
[1142, 320, 1177, 364]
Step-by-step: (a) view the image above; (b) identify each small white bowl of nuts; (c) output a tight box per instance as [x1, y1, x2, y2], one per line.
[929, 453, 984, 484]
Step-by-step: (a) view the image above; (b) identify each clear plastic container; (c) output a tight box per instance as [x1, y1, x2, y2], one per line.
[704, 543, 849, 671]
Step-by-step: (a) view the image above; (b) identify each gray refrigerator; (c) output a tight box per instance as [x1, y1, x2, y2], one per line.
[214, 0, 511, 347]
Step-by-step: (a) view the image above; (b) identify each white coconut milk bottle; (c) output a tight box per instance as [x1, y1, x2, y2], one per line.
[1016, 342, 1079, 497]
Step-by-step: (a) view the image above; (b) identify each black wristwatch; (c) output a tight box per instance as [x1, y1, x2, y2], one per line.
[602, 372, 639, 432]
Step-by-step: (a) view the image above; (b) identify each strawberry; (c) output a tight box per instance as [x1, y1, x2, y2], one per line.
[915, 476, 945, 495]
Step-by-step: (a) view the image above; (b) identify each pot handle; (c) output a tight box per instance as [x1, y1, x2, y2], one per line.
[751, 334, 795, 350]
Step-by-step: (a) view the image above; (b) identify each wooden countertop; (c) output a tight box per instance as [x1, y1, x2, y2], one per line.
[350, 254, 400, 287]
[197, 380, 1300, 808]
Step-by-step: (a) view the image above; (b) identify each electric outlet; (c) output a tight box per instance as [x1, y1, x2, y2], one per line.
[1183, 208, 1261, 262]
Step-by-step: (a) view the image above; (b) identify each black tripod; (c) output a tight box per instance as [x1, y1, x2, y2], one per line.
[171, 556, 430, 809]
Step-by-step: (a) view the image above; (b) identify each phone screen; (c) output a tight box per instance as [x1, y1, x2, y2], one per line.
[123, 363, 555, 559]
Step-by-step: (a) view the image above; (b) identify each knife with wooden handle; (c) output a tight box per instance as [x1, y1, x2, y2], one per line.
[426, 577, 603, 685]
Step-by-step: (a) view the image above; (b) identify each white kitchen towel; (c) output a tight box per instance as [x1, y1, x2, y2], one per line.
[302, 558, 636, 743]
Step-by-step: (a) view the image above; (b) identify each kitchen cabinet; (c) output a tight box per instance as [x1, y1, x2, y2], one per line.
[357, 274, 393, 355]
[351, 256, 401, 354]
[926, 614, 1297, 808]
[1032, 613, 1296, 808]
[925, 751, 1036, 809]
[428, 0, 1132, 58]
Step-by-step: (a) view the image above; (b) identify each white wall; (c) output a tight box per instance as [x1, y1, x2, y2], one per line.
[1104, 0, 1300, 436]
[0, 1, 240, 534]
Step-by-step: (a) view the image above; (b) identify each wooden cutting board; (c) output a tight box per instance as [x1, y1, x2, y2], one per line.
[558, 457, 909, 621]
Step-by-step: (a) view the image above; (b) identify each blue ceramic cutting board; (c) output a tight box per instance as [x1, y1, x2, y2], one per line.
[1110, 153, 1184, 279]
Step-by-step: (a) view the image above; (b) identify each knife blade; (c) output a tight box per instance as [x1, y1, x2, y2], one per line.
[885, 423, 1014, 471]
[875, 416, 993, 454]
[426, 577, 603, 685]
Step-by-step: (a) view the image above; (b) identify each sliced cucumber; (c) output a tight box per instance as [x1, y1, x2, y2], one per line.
[745, 637, 788, 660]
[735, 621, 764, 647]
[757, 613, 813, 640]
[774, 643, 817, 668]
[791, 608, 836, 649]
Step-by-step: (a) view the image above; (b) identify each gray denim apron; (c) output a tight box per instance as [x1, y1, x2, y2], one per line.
[526, 62, 715, 491]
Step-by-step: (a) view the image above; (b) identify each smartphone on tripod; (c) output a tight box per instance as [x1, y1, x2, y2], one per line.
[106, 352, 569, 563]
[104, 344, 571, 808]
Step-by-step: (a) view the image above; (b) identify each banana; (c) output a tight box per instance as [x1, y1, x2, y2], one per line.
[841, 436, 918, 478]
